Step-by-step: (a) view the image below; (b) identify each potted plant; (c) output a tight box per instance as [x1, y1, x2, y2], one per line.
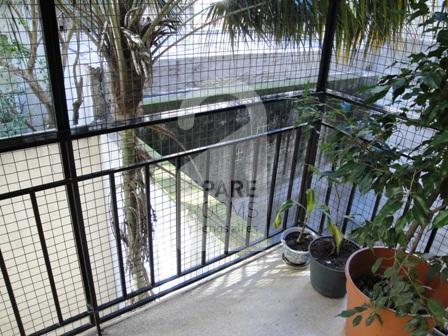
[299, 2, 448, 335]
[309, 210, 359, 298]
[274, 189, 318, 267]
[275, 185, 359, 297]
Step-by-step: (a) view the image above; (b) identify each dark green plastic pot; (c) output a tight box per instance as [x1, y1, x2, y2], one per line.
[309, 236, 358, 299]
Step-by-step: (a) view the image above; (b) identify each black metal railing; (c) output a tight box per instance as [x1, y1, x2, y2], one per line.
[1, 0, 445, 335]
[0, 122, 314, 336]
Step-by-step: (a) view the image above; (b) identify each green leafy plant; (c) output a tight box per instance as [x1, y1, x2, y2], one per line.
[295, 1, 448, 334]
[328, 222, 344, 256]
[0, 89, 29, 137]
[274, 188, 346, 256]
[274, 188, 315, 244]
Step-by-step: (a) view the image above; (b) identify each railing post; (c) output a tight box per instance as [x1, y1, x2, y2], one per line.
[282, 128, 302, 230]
[316, 0, 341, 93]
[38, 1, 102, 334]
[295, 122, 321, 226]
[0, 250, 26, 336]
[266, 133, 282, 238]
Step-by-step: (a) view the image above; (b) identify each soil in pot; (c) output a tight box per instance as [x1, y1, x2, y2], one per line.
[345, 248, 448, 336]
[309, 237, 359, 298]
[310, 238, 358, 271]
[285, 231, 313, 251]
[354, 274, 427, 314]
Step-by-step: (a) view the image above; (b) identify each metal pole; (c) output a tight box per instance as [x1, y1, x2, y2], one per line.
[109, 174, 128, 297]
[38, 1, 101, 334]
[175, 157, 182, 275]
[201, 151, 211, 265]
[282, 129, 302, 230]
[342, 185, 357, 233]
[0, 250, 26, 336]
[295, 123, 321, 225]
[266, 133, 282, 237]
[316, 0, 341, 93]
[30, 192, 64, 324]
[224, 145, 236, 255]
[246, 140, 260, 246]
[144, 166, 156, 285]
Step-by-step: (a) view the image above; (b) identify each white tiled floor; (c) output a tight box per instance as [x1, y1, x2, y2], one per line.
[100, 247, 346, 336]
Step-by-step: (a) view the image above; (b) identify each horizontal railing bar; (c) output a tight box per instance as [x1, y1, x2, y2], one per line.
[62, 323, 95, 336]
[326, 90, 440, 133]
[97, 230, 285, 312]
[29, 312, 91, 336]
[0, 180, 71, 201]
[0, 91, 307, 154]
[75, 124, 302, 181]
[0, 124, 302, 201]
[320, 120, 415, 161]
[69, 91, 307, 140]
[0, 131, 59, 155]
[97, 241, 282, 327]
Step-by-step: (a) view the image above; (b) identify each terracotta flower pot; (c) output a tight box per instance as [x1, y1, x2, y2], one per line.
[345, 247, 448, 336]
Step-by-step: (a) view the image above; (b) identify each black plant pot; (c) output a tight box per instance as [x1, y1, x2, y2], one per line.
[309, 236, 359, 299]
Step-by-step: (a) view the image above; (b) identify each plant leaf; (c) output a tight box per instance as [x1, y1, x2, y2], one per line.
[371, 257, 383, 274]
[427, 299, 446, 325]
[353, 315, 363, 326]
[432, 210, 448, 229]
[306, 189, 315, 215]
[338, 305, 368, 318]
[273, 200, 294, 229]
[328, 223, 344, 255]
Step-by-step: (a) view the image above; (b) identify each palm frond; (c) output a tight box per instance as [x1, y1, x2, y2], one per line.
[208, 0, 410, 59]
[208, 0, 327, 49]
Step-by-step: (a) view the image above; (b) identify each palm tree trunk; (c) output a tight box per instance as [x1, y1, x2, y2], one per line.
[121, 128, 150, 292]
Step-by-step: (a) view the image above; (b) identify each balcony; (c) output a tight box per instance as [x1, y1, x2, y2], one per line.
[0, 1, 447, 336]
[101, 247, 346, 336]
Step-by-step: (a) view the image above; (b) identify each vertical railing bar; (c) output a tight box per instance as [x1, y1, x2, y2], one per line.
[38, 1, 101, 333]
[319, 184, 333, 234]
[201, 151, 211, 265]
[295, 122, 321, 225]
[246, 139, 260, 247]
[282, 132, 291, 175]
[109, 173, 127, 297]
[282, 129, 302, 230]
[266, 133, 282, 238]
[71, 183, 102, 333]
[144, 166, 156, 285]
[316, 0, 341, 93]
[30, 192, 64, 324]
[342, 185, 357, 233]
[402, 194, 412, 215]
[319, 162, 336, 234]
[175, 157, 182, 276]
[370, 193, 383, 222]
[424, 229, 438, 254]
[224, 145, 236, 255]
[0, 250, 26, 336]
